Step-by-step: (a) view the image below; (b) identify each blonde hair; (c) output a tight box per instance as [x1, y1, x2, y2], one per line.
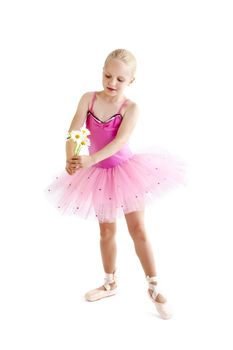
[104, 49, 137, 79]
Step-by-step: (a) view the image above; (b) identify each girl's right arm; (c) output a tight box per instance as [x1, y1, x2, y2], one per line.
[66, 92, 90, 175]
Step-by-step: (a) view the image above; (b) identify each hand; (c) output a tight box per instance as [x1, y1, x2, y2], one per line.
[65, 160, 74, 175]
[65, 155, 95, 175]
[65, 159, 75, 175]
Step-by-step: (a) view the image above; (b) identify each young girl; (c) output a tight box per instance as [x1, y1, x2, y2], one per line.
[45, 48, 187, 320]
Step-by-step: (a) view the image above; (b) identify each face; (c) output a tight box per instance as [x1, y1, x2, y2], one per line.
[102, 59, 134, 96]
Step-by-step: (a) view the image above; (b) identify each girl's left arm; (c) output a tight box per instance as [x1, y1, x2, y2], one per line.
[91, 103, 140, 165]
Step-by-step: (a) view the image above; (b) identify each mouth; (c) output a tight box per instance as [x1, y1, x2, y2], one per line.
[107, 87, 116, 91]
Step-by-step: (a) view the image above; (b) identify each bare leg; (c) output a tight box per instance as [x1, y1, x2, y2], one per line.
[124, 210, 166, 303]
[96, 221, 117, 291]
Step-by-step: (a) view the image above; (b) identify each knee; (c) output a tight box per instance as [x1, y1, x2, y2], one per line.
[128, 224, 147, 242]
[100, 227, 116, 241]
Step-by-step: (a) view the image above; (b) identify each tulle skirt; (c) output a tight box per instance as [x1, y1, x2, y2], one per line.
[44, 149, 188, 223]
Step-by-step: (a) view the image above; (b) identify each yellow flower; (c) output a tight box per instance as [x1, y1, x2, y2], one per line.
[70, 130, 82, 143]
[66, 127, 91, 156]
[81, 126, 91, 137]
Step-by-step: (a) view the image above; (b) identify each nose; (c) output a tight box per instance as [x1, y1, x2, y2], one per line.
[108, 77, 117, 86]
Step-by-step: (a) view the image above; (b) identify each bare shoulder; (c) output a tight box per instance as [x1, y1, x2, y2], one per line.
[74, 91, 97, 115]
[123, 99, 140, 119]
[78, 91, 94, 108]
[67, 91, 94, 132]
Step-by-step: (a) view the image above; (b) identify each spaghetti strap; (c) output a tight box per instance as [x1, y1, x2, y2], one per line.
[89, 91, 97, 112]
[117, 99, 129, 115]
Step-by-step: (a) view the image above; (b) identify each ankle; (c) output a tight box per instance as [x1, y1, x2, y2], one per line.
[103, 270, 117, 290]
[150, 281, 157, 285]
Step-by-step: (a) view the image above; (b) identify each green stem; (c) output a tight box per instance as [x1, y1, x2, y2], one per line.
[74, 143, 81, 156]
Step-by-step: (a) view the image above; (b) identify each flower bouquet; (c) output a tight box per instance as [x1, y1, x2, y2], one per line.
[66, 127, 91, 155]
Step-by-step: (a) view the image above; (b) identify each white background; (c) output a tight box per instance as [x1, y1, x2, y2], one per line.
[0, 0, 232, 349]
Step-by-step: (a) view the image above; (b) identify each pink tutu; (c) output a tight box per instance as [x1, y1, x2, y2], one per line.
[44, 151, 187, 223]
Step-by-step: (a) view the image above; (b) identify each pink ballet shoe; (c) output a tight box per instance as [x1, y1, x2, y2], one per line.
[146, 275, 173, 319]
[85, 271, 118, 302]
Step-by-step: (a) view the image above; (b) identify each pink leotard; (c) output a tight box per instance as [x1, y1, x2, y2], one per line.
[86, 91, 133, 168]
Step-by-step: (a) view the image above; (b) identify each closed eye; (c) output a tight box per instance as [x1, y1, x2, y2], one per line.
[105, 74, 124, 82]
